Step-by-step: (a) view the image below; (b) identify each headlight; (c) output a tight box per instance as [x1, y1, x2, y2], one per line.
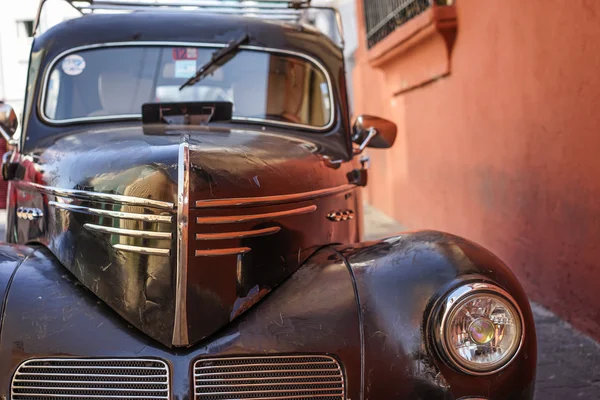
[435, 282, 524, 375]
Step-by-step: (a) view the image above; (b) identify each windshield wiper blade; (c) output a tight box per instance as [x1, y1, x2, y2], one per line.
[179, 34, 250, 91]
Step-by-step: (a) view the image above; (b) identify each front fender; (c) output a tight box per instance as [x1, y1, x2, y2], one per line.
[337, 230, 536, 400]
[0, 244, 36, 333]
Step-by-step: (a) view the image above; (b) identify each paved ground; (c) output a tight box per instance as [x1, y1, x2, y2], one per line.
[364, 205, 600, 399]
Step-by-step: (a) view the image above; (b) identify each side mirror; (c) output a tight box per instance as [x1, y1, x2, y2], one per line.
[352, 115, 397, 154]
[0, 103, 18, 145]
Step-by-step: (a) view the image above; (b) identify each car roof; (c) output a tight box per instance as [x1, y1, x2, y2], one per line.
[33, 12, 343, 66]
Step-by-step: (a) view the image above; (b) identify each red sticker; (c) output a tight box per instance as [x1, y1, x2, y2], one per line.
[172, 48, 198, 61]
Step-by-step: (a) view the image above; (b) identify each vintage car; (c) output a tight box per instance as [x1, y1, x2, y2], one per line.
[0, 0, 536, 399]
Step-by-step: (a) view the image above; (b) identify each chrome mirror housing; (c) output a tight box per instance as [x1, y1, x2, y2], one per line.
[0, 103, 18, 144]
[352, 114, 397, 154]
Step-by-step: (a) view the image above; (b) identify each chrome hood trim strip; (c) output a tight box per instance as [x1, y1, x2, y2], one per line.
[18, 181, 175, 210]
[84, 223, 172, 239]
[173, 134, 190, 346]
[195, 226, 281, 240]
[194, 184, 355, 208]
[49, 201, 173, 223]
[195, 247, 251, 257]
[113, 244, 171, 256]
[196, 205, 317, 225]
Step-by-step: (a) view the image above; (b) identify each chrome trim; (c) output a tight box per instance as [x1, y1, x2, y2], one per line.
[113, 244, 170, 256]
[196, 226, 281, 240]
[12, 358, 170, 400]
[17, 181, 175, 210]
[49, 201, 173, 223]
[433, 281, 525, 376]
[194, 184, 355, 208]
[195, 247, 251, 257]
[353, 127, 377, 155]
[327, 209, 354, 222]
[38, 42, 336, 132]
[193, 355, 344, 399]
[84, 223, 172, 239]
[17, 207, 44, 220]
[173, 135, 190, 346]
[196, 205, 317, 225]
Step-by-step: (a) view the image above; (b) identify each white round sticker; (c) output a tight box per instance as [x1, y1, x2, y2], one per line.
[62, 54, 86, 76]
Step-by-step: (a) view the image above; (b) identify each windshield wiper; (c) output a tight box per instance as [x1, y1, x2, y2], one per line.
[179, 34, 250, 91]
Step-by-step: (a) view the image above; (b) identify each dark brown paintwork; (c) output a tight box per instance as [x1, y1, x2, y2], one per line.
[337, 231, 537, 399]
[8, 125, 361, 347]
[0, 231, 535, 400]
[0, 246, 362, 400]
[0, 8, 535, 400]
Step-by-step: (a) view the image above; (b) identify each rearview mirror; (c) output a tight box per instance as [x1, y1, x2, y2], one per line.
[352, 115, 397, 154]
[0, 103, 18, 144]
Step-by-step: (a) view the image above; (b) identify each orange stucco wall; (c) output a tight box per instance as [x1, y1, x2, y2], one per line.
[353, 0, 600, 339]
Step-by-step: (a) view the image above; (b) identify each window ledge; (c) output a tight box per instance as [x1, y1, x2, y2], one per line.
[366, 4, 457, 95]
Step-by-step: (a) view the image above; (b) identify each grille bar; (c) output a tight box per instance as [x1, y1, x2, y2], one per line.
[194, 355, 344, 400]
[12, 359, 170, 400]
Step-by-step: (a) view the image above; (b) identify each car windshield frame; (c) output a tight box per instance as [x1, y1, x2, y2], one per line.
[38, 42, 336, 132]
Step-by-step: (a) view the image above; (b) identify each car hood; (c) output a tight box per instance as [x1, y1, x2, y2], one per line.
[20, 124, 360, 347]
[37, 125, 349, 202]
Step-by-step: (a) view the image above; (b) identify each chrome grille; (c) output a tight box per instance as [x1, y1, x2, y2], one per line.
[11, 358, 170, 400]
[194, 355, 345, 399]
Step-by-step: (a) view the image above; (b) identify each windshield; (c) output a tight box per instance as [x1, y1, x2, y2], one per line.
[43, 45, 333, 129]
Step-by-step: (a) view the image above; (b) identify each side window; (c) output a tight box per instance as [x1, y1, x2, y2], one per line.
[45, 70, 60, 119]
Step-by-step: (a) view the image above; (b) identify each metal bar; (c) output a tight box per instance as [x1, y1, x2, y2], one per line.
[195, 381, 342, 388]
[195, 387, 343, 395]
[46, 0, 344, 48]
[196, 375, 341, 382]
[196, 205, 317, 225]
[195, 368, 341, 376]
[172, 135, 190, 347]
[194, 247, 251, 257]
[49, 201, 173, 223]
[13, 380, 167, 384]
[13, 386, 168, 392]
[19, 365, 166, 370]
[84, 223, 172, 239]
[10, 394, 168, 399]
[195, 396, 341, 400]
[18, 181, 175, 210]
[113, 244, 170, 256]
[195, 361, 338, 370]
[195, 184, 355, 208]
[90, 0, 307, 9]
[195, 355, 340, 362]
[81, 4, 301, 17]
[196, 226, 280, 240]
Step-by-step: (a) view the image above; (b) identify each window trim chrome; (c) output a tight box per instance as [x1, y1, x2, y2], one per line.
[38, 41, 336, 132]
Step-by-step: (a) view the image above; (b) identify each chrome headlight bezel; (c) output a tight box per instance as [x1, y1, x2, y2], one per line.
[433, 282, 525, 376]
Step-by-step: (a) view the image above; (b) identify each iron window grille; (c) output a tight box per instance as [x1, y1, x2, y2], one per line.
[364, 0, 432, 48]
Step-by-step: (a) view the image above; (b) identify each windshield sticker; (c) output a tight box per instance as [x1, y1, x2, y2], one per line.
[174, 60, 197, 79]
[61, 54, 86, 76]
[173, 48, 198, 61]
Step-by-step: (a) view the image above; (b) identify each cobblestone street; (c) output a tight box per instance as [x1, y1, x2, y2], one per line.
[363, 205, 600, 399]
